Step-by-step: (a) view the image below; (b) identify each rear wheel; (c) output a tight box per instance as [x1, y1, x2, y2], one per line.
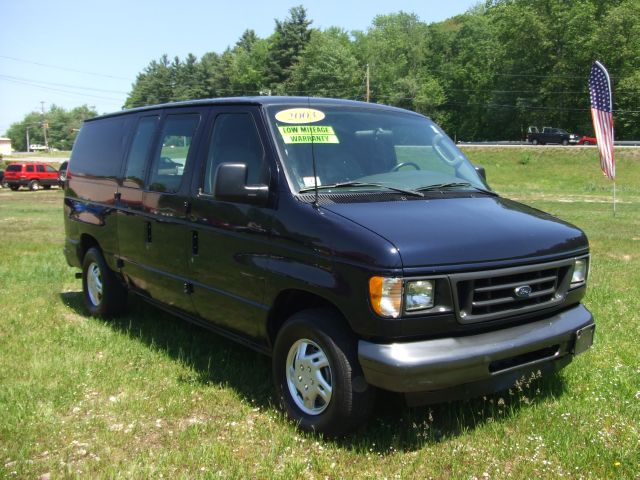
[82, 247, 127, 317]
[562, 139, 569, 146]
[28, 180, 40, 191]
[583, 140, 591, 145]
[532, 139, 539, 145]
[273, 309, 375, 436]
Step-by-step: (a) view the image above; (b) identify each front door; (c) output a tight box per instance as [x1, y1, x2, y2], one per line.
[187, 108, 274, 341]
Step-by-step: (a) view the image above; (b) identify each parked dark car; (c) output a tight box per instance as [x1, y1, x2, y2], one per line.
[63, 97, 595, 436]
[527, 126, 578, 145]
[4, 162, 60, 190]
[0, 169, 4, 187]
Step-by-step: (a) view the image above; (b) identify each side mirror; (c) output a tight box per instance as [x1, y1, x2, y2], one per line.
[474, 164, 487, 181]
[214, 163, 269, 206]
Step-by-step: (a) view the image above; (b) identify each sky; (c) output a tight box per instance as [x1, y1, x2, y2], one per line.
[0, 0, 479, 136]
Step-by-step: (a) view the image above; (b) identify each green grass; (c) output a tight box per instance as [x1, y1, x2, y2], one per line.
[1, 147, 639, 478]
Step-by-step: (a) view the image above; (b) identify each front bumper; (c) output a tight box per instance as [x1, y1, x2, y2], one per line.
[358, 304, 594, 403]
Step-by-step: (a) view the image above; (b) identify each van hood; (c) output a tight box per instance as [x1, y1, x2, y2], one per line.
[320, 196, 588, 268]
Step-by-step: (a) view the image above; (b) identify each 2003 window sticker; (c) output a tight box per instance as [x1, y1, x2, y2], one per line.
[275, 108, 326, 124]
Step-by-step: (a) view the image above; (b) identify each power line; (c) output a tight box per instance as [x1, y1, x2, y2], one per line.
[0, 54, 131, 81]
[0, 76, 124, 102]
[0, 74, 129, 94]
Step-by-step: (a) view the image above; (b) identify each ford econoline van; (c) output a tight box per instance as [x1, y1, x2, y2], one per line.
[63, 97, 594, 436]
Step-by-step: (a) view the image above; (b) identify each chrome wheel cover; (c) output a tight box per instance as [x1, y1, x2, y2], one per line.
[86, 262, 103, 306]
[286, 339, 333, 415]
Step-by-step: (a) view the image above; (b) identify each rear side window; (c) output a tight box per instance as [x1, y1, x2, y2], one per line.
[6, 165, 22, 172]
[26, 165, 34, 173]
[148, 114, 200, 193]
[124, 115, 159, 188]
[71, 117, 128, 177]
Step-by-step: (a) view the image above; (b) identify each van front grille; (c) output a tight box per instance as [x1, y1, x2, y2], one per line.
[451, 259, 574, 323]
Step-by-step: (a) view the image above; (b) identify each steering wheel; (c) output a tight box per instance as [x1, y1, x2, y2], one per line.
[391, 162, 421, 172]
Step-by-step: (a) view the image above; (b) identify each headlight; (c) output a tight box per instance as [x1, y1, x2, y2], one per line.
[404, 280, 434, 311]
[369, 277, 402, 318]
[571, 258, 588, 288]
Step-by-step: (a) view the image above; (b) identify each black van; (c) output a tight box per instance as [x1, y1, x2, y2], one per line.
[63, 97, 595, 435]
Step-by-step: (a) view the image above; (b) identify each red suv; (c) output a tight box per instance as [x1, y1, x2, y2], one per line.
[3, 162, 60, 191]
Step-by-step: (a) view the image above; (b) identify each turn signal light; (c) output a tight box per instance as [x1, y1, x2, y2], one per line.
[369, 276, 402, 318]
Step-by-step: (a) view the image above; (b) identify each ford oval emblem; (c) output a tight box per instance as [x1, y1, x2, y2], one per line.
[514, 285, 533, 298]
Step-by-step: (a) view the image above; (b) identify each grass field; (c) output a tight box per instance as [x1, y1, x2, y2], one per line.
[0, 147, 638, 479]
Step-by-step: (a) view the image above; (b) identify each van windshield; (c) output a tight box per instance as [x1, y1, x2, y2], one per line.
[265, 104, 489, 195]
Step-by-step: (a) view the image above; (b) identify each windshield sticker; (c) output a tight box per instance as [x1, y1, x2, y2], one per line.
[302, 176, 322, 187]
[278, 125, 340, 144]
[275, 108, 326, 124]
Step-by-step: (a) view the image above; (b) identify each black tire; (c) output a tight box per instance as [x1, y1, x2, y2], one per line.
[43, 185, 51, 190]
[562, 139, 569, 146]
[583, 141, 591, 145]
[272, 308, 375, 436]
[82, 247, 128, 317]
[28, 180, 40, 191]
[9, 185, 19, 191]
[532, 139, 539, 145]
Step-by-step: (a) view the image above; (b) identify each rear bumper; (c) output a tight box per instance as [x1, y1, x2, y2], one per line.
[358, 304, 594, 403]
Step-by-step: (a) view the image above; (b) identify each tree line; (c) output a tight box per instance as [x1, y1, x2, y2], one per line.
[6, 105, 97, 152]
[125, 1, 639, 140]
[6, 0, 639, 150]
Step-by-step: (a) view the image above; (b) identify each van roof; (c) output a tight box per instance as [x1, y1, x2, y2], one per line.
[88, 96, 420, 122]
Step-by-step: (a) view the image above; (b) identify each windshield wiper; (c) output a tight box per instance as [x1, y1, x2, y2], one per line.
[299, 181, 424, 197]
[415, 182, 497, 196]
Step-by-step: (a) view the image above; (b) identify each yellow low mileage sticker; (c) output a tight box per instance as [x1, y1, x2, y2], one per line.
[278, 125, 340, 144]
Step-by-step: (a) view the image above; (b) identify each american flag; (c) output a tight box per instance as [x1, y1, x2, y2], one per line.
[588, 61, 615, 180]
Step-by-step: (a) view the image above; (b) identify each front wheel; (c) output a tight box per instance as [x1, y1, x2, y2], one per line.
[562, 139, 569, 146]
[273, 309, 375, 436]
[82, 247, 128, 317]
[28, 180, 40, 191]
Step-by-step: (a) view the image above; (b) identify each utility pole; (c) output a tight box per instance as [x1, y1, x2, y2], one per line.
[26, 126, 30, 152]
[366, 64, 370, 103]
[40, 101, 49, 151]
